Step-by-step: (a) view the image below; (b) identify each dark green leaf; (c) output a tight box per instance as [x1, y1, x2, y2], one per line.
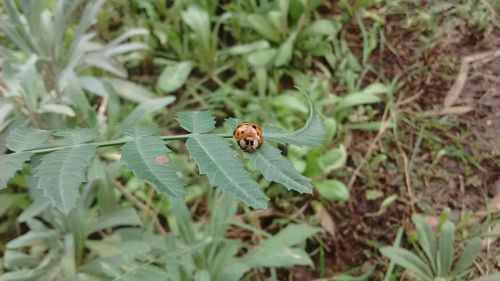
[186, 134, 268, 209]
[176, 111, 216, 133]
[243, 143, 312, 194]
[6, 127, 50, 152]
[121, 136, 185, 199]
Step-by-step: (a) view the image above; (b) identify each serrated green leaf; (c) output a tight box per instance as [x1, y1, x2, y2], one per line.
[120, 124, 160, 138]
[34, 144, 96, 214]
[176, 111, 216, 133]
[380, 246, 433, 280]
[186, 134, 268, 209]
[265, 93, 325, 147]
[0, 152, 31, 189]
[6, 127, 50, 152]
[243, 142, 312, 194]
[157, 62, 193, 93]
[123, 96, 176, 125]
[53, 128, 98, 145]
[121, 136, 185, 198]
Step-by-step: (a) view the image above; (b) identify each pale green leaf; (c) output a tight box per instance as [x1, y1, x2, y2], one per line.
[0, 152, 31, 189]
[315, 179, 349, 201]
[265, 93, 325, 147]
[247, 48, 277, 67]
[243, 142, 312, 194]
[176, 111, 216, 133]
[380, 247, 433, 280]
[121, 136, 185, 198]
[412, 214, 437, 274]
[439, 221, 454, 275]
[157, 62, 193, 93]
[104, 78, 154, 103]
[120, 124, 160, 138]
[303, 19, 342, 36]
[39, 103, 76, 117]
[318, 145, 347, 173]
[246, 14, 281, 43]
[274, 32, 297, 67]
[262, 224, 321, 248]
[471, 274, 500, 281]
[86, 207, 142, 235]
[34, 144, 96, 214]
[226, 40, 270, 55]
[53, 128, 98, 145]
[186, 134, 268, 209]
[6, 127, 50, 152]
[123, 96, 176, 125]
[452, 237, 481, 275]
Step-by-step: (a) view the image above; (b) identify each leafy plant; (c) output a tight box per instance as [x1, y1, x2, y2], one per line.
[0, 0, 149, 128]
[380, 214, 500, 281]
[0, 94, 324, 214]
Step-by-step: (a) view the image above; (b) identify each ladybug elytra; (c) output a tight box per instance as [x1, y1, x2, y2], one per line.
[233, 121, 263, 152]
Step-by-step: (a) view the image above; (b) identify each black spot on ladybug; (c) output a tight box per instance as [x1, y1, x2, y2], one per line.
[252, 125, 257, 129]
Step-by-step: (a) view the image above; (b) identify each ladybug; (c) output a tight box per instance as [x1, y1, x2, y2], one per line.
[233, 121, 263, 152]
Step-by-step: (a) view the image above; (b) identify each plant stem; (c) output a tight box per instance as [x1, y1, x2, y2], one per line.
[23, 133, 233, 155]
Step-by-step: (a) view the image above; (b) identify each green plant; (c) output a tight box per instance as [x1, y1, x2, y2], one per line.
[0, 0, 149, 128]
[0, 93, 324, 214]
[380, 214, 500, 281]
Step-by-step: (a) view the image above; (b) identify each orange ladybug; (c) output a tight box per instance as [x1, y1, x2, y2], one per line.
[233, 121, 263, 152]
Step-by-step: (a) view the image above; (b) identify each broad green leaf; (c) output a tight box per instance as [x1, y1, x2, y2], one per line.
[439, 221, 455, 275]
[380, 247, 433, 280]
[181, 5, 211, 51]
[176, 111, 216, 133]
[243, 143, 312, 194]
[274, 32, 297, 67]
[6, 127, 50, 152]
[123, 96, 176, 125]
[452, 237, 481, 275]
[53, 128, 98, 145]
[34, 144, 96, 214]
[318, 145, 347, 174]
[0, 152, 31, 189]
[315, 179, 349, 201]
[303, 19, 342, 36]
[186, 134, 268, 209]
[121, 136, 185, 199]
[273, 92, 309, 113]
[412, 214, 437, 274]
[265, 93, 325, 147]
[247, 48, 277, 67]
[157, 62, 193, 93]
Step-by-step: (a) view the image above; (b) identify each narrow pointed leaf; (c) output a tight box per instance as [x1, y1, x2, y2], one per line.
[380, 246, 433, 280]
[186, 134, 268, 209]
[412, 214, 437, 274]
[243, 143, 312, 193]
[121, 136, 185, 198]
[6, 127, 50, 152]
[265, 93, 325, 147]
[176, 111, 216, 133]
[452, 237, 481, 275]
[0, 152, 32, 189]
[439, 221, 455, 275]
[123, 96, 176, 125]
[34, 144, 97, 214]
